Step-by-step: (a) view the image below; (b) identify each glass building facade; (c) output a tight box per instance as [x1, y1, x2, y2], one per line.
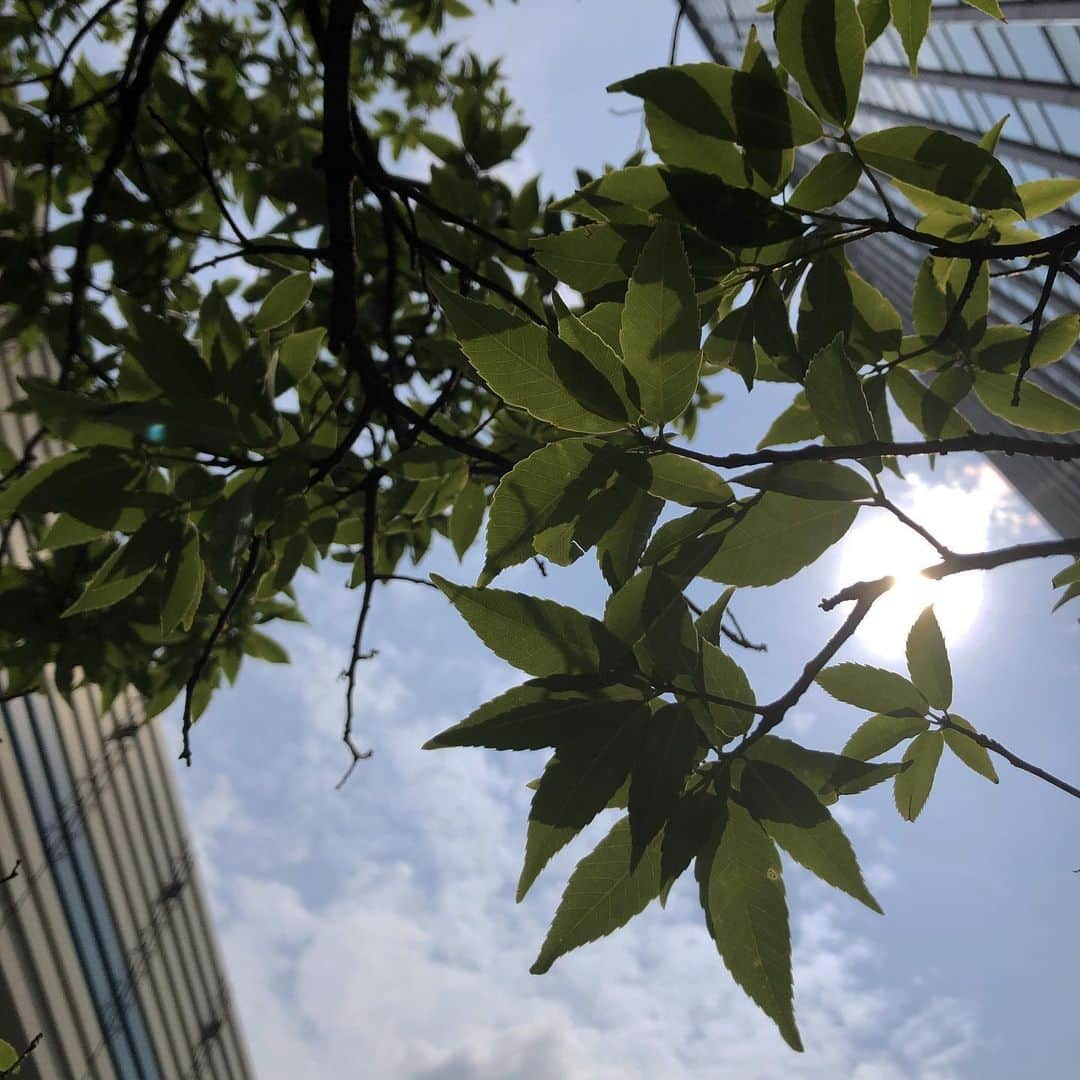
[680, 0, 1080, 535]
[0, 342, 253, 1077]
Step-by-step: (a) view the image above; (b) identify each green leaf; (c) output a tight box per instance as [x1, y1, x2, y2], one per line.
[894, 730, 944, 820]
[480, 438, 597, 584]
[243, 629, 289, 663]
[660, 790, 714, 904]
[424, 677, 645, 751]
[887, 366, 971, 439]
[1052, 560, 1080, 589]
[252, 272, 312, 331]
[518, 714, 647, 900]
[620, 221, 702, 426]
[775, 0, 865, 126]
[532, 224, 648, 293]
[747, 735, 908, 800]
[0, 449, 139, 520]
[1017, 178, 1080, 220]
[608, 63, 822, 151]
[688, 640, 757, 744]
[943, 714, 999, 783]
[628, 703, 702, 863]
[741, 762, 881, 912]
[433, 282, 628, 433]
[0, 1040, 18, 1071]
[553, 294, 638, 417]
[450, 481, 485, 561]
[788, 153, 862, 212]
[530, 814, 664, 974]
[36, 513, 110, 550]
[432, 574, 631, 678]
[843, 714, 929, 759]
[159, 522, 203, 636]
[733, 461, 874, 502]
[973, 316, 1079, 374]
[697, 798, 802, 1051]
[595, 486, 664, 591]
[891, 0, 931, 74]
[694, 587, 735, 646]
[973, 371, 1080, 434]
[912, 256, 988, 350]
[857, 0, 891, 44]
[962, 0, 1005, 18]
[605, 566, 699, 681]
[804, 335, 879, 455]
[906, 606, 952, 709]
[661, 171, 806, 248]
[279, 326, 325, 382]
[646, 455, 732, 507]
[702, 493, 858, 586]
[552, 164, 679, 225]
[817, 662, 928, 716]
[129, 306, 215, 400]
[855, 126, 1023, 214]
[705, 302, 756, 390]
[752, 276, 800, 378]
[758, 391, 823, 448]
[63, 517, 181, 617]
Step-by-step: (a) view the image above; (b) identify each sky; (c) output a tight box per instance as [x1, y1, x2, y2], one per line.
[167, 2, 1080, 1077]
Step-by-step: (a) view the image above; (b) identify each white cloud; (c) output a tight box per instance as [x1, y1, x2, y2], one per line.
[194, 634, 978, 1080]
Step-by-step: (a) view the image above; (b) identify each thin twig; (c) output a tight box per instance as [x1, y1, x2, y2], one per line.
[939, 715, 1080, 802]
[337, 474, 380, 788]
[655, 432, 1080, 472]
[179, 536, 264, 765]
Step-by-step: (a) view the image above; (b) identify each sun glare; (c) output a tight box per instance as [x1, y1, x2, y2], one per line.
[836, 468, 1013, 658]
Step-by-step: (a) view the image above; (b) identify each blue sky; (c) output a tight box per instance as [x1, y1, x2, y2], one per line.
[169, 3, 1080, 1076]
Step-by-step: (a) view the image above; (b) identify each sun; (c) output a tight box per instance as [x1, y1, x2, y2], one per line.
[836, 470, 1010, 658]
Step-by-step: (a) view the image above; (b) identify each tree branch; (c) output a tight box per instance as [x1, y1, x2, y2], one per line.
[938, 715, 1080, 802]
[654, 432, 1080, 471]
[64, 0, 189, 382]
[179, 535, 263, 766]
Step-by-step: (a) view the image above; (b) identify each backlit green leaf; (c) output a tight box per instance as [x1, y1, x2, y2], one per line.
[518, 713, 647, 899]
[906, 606, 952, 709]
[702, 493, 858, 586]
[531, 814, 663, 974]
[973, 371, 1080, 434]
[532, 224, 648, 293]
[943, 714, 999, 783]
[855, 126, 1022, 214]
[733, 461, 874, 501]
[433, 282, 629, 433]
[817, 662, 928, 716]
[788, 153, 862, 212]
[894, 730, 943, 820]
[891, 0, 931, 73]
[647, 455, 732, 507]
[608, 63, 822, 151]
[804, 335, 879, 456]
[843, 714, 929, 760]
[450, 481, 486, 561]
[252, 272, 312, 331]
[424, 677, 645, 751]
[741, 761, 881, 912]
[628, 703, 701, 863]
[697, 798, 802, 1051]
[775, 0, 866, 126]
[432, 574, 631, 677]
[620, 221, 702, 425]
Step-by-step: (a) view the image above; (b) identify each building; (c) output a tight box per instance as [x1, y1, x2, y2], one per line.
[0, 339, 253, 1075]
[679, 0, 1080, 535]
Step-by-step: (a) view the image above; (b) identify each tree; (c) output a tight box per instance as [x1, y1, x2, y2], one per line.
[1, 0, 1079, 1052]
